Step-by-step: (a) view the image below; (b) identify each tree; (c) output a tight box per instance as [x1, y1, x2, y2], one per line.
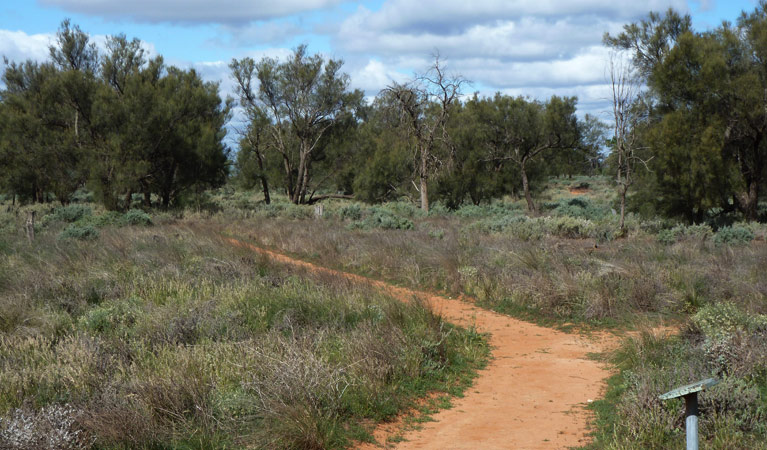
[607, 5, 767, 222]
[481, 94, 580, 213]
[0, 20, 231, 210]
[230, 46, 361, 205]
[608, 52, 649, 231]
[383, 55, 467, 212]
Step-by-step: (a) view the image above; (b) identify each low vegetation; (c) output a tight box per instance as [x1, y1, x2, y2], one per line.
[0, 207, 488, 449]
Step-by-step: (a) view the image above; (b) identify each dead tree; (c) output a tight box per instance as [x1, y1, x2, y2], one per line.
[609, 52, 651, 232]
[383, 54, 466, 212]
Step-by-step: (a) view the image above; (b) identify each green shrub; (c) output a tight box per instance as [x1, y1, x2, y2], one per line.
[657, 224, 714, 245]
[543, 197, 609, 220]
[48, 205, 92, 223]
[339, 204, 362, 221]
[122, 209, 152, 226]
[381, 201, 422, 218]
[349, 209, 414, 230]
[713, 225, 755, 245]
[455, 202, 521, 218]
[93, 211, 124, 227]
[471, 213, 526, 233]
[60, 224, 99, 241]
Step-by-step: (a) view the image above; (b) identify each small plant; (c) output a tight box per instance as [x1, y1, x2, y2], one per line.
[122, 209, 152, 226]
[349, 209, 414, 230]
[713, 225, 754, 245]
[428, 228, 445, 239]
[59, 224, 99, 241]
[47, 205, 92, 223]
[339, 204, 362, 221]
[657, 224, 713, 245]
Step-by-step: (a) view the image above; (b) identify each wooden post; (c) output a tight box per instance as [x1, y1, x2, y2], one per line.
[314, 203, 324, 219]
[25, 211, 35, 243]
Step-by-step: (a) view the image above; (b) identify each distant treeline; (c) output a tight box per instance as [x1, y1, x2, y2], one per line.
[2, 5, 767, 223]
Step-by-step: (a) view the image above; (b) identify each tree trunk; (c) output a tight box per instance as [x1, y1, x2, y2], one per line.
[260, 176, 271, 205]
[619, 185, 627, 231]
[293, 150, 307, 204]
[419, 149, 429, 212]
[420, 175, 429, 213]
[520, 161, 536, 213]
[143, 191, 151, 208]
[124, 190, 133, 209]
[255, 150, 270, 205]
[738, 178, 759, 221]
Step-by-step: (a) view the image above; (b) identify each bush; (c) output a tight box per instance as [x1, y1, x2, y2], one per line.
[122, 209, 152, 226]
[349, 209, 414, 230]
[471, 213, 526, 233]
[657, 224, 713, 245]
[59, 224, 99, 241]
[47, 205, 92, 224]
[543, 197, 608, 220]
[92, 211, 124, 227]
[339, 204, 362, 221]
[454, 202, 521, 218]
[713, 225, 755, 245]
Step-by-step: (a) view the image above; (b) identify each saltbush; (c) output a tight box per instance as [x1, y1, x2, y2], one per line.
[59, 224, 99, 241]
[122, 209, 152, 226]
[349, 208, 414, 230]
[713, 225, 755, 245]
[657, 224, 714, 245]
[339, 204, 362, 221]
[543, 197, 609, 220]
[47, 205, 92, 223]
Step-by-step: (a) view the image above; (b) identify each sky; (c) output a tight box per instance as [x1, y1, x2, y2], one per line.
[0, 0, 760, 140]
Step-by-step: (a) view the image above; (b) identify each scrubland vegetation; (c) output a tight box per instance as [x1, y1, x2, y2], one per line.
[3, 173, 763, 448]
[0, 204, 488, 449]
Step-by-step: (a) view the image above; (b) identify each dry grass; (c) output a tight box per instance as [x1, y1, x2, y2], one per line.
[0, 216, 488, 449]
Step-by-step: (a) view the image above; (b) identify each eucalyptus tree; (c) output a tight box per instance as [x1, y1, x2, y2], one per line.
[230, 45, 361, 204]
[382, 55, 467, 212]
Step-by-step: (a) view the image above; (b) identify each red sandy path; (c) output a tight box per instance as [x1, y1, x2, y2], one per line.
[226, 237, 611, 450]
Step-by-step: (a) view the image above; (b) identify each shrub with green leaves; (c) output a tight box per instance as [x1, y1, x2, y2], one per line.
[349, 208, 414, 230]
[543, 197, 609, 220]
[122, 209, 152, 226]
[47, 205, 92, 223]
[59, 223, 99, 241]
[339, 203, 362, 221]
[713, 225, 755, 245]
[657, 224, 714, 245]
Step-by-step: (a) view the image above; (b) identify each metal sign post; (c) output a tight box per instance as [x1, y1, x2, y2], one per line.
[659, 378, 718, 450]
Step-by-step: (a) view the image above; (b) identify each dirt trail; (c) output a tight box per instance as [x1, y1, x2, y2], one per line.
[227, 237, 611, 449]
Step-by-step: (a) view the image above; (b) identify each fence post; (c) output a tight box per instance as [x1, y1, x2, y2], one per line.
[25, 211, 35, 243]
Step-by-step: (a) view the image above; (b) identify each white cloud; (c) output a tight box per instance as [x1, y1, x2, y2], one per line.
[347, 58, 408, 93]
[349, 0, 688, 35]
[0, 30, 53, 64]
[331, 0, 689, 116]
[39, 0, 346, 24]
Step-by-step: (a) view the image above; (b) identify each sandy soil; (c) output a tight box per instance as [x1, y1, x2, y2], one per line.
[568, 187, 591, 195]
[226, 237, 612, 450]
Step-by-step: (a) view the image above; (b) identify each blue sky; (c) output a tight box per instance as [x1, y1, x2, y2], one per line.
[0, 0, 759, 125]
